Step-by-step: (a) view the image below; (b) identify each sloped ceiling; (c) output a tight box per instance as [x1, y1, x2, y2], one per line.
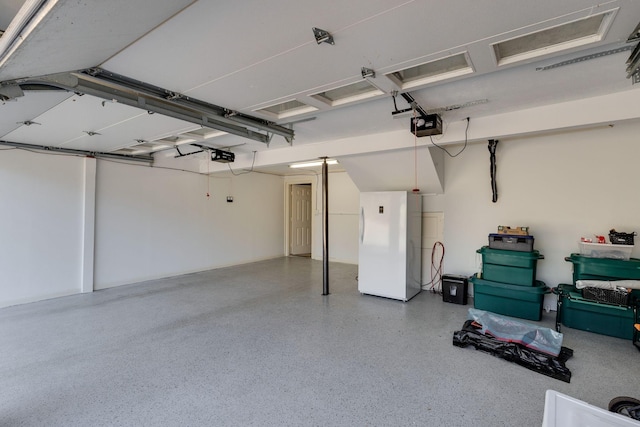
[339, 147, 445, 194]
[0, 0, 639, 192]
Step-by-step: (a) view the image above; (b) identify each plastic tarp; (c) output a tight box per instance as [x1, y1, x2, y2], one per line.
[453, 312, 573, 383]
[467, 308, 563, 356]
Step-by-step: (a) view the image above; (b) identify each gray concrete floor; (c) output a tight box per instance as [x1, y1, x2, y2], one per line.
[1, 257, 638, 426]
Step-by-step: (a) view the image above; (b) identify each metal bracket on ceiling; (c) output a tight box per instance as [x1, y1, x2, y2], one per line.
[174, 144, 204, 158]
[17, 120, 40, 126]
[399, 92, 429, 120]
[313, 27, 334, 45]
[0, 83, 24, 101]
[535, 45, 634, 71]
[361, 67, 375, 79]
[279, 127, 292, 146]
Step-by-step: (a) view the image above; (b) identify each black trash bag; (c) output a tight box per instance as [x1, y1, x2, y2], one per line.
[453, 320, 573, 383]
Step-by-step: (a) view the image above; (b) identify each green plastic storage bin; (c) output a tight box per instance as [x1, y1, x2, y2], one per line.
[477, 247, 543, 286]
[470, 274, 549, 321]
[477, 247, 543, 268]
[557, 283, 637, 340]
[481, 264, 535, 286]
[565, 253, 640, 283]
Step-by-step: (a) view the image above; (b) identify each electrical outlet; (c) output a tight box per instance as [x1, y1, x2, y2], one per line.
[226, 196, 233, 203]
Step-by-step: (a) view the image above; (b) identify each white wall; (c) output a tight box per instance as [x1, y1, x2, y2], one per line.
[299, 120, 640, 304]
[284, 171, 360, 265]
[0, 151, 285, 307]
[326, 172, 360, 264]
[0, 150, 85, 307]
[4, 120, 639, 307]
[307, 171, 360, 265]
[95, 162, 285, 288]
[443, 120, 640, 290]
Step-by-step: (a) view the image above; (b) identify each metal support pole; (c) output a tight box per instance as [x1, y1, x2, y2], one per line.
[322, 157, 329, 295]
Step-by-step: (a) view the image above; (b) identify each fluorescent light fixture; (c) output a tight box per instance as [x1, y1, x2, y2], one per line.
[289, 159, 338, 168]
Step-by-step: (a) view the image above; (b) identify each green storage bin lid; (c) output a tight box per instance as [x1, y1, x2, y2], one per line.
[477, 246, 543, 270]
[470, 274, 549, 299]
[477, 246, 544, 259]
[565, 253, 640, 281]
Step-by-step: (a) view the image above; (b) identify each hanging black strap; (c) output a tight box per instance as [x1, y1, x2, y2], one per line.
[488, 139, 499, 203]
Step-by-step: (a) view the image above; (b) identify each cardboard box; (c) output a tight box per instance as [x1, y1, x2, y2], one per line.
[497, 225, 529, 235]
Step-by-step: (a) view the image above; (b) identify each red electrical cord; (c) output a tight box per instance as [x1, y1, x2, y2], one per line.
[424, 241, 445, 293]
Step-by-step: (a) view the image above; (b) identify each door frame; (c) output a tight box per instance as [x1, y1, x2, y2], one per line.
[284, 176, 317, 258]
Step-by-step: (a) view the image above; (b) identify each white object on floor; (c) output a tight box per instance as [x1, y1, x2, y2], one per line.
[542, 390, 640, 427]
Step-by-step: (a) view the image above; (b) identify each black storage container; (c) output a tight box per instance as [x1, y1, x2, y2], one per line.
[608, 230, 636, 245]
[488, 234, 534, 252]
[442, 275, 468, 305]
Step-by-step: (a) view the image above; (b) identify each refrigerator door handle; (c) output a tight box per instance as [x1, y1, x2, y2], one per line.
[360, 207, 365, 243]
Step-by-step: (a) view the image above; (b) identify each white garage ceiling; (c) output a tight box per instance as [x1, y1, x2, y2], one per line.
[0, 0, 639, 182]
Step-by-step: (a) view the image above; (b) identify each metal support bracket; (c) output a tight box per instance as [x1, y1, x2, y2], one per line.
[313, 27, 334, 45]
[2, 68, 295, 145]
[174, 145, 205, 158]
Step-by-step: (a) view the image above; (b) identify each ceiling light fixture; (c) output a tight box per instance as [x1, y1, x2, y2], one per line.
[313, 27, 334, 45]
[290, 159, 338, 169]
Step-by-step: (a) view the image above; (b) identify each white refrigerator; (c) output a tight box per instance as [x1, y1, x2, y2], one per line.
[358, 191, 422, 301]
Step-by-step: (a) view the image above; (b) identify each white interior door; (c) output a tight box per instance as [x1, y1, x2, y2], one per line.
[422, 212, 444, 290]
[290, 184, 312, 255]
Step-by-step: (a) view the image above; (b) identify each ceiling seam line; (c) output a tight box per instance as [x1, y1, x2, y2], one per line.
[184, 2, 418, 95]
[97, 1, 199, 68]
[186, 1, 617, 99]
[185, 40, 316, 93]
